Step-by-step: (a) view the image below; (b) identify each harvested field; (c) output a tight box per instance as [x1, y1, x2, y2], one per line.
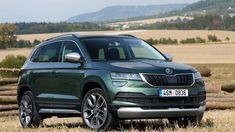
[0, 48, 31, 62]
[157, 44, 235, 64]
[112, 16, 194, 25]
[17, 30, 235, 42]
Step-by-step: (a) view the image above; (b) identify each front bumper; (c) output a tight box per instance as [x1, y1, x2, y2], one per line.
[117, 106, 205, 119]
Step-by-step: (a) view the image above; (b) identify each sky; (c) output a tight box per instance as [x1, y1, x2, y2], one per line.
[0, 0, 200, 23]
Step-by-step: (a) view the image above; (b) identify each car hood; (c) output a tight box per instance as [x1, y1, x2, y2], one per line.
[90, 60, 197, 74]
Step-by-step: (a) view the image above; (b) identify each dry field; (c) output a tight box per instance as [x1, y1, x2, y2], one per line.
[111, 16, 194, 25]
[0, 48, 31, 62]
[0, 109, 234, 132]
[157, 44, 235, 64]
[17, 30, 235, 42]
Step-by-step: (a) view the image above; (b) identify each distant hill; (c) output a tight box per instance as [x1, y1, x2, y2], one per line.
[67, 4, 187, 22]
[176, 0, 235, 16]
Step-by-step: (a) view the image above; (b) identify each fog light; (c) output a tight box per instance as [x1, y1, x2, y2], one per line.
[112, 81, 127, 87]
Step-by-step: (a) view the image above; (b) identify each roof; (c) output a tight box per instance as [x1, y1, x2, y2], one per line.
[46, 34, 138, 42]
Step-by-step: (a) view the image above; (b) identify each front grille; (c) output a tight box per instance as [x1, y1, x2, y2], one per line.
[142, 73, 194, 86]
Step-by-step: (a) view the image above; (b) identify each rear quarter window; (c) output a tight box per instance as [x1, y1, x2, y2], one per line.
[31, 42, 61, 62]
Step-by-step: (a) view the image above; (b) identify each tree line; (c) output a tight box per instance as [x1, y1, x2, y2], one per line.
[15, 22, 111, 34]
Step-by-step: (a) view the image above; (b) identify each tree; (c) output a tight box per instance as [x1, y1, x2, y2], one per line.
[0, 24, 17, 49]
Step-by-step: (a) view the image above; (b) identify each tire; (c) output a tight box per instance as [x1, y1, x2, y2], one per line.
[19, 91, 43, 128]
[168, 113, 203, 128]
[81, 88, 116, 130]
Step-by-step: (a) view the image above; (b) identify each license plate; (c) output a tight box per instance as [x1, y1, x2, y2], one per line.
[159, 89, 188, 97]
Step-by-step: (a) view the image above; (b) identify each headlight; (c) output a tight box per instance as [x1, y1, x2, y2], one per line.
[110, 72, 142, 80]
[194, 72, 202, 79]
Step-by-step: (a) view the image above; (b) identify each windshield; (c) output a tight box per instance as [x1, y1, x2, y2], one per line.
[80, 37, 166, 61]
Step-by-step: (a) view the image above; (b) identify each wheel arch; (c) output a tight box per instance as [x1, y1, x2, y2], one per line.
[17, 84, 32, 105]
[81, 78, 110, 103]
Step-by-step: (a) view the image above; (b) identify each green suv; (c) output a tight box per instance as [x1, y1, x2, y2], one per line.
[17, 34, 206, 130]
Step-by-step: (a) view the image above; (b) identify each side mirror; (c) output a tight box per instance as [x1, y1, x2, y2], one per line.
[164, 53, 173, 62]
[65, 53, 81, 63]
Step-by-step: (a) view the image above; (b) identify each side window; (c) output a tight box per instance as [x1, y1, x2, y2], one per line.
[62, 41, 80, 62]
[32, 42, 61, 62]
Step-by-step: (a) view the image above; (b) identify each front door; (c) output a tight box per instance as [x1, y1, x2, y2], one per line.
[50, 40, 84, 108]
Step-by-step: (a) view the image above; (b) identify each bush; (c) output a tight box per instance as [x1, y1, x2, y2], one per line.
[180, 37, 206, 44]
[14, 40, 32, 48]
[145, 38, 178, 45]
[208, 34, 221, 42]
[196, 66, 212, 77]
[33, 39, 41, 46]
[221, 84, 235, 93]
[145, 38, 157, 45]
[225, 37, 230, 41]
[0, 55, 26, 78]
[159, 38, 178, 44]
[0, 55, 26, 68]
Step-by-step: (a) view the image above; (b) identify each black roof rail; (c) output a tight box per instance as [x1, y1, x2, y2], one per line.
[46, 34, 78, 41]
[118, 34, 137, 38]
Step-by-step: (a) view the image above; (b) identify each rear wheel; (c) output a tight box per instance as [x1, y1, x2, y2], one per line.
[81, 88, 116, 130]
[19, 91, 43, 128]
[168, 113, 203, 127]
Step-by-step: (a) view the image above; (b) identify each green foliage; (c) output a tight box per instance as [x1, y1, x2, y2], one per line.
[0, 55, 26, 68]
[0, 24, 17, 49]
[0, 55, 26, 78]
[179, 0, 235, 16]
[180, 37, 206, 44]
[208, 35, 221, 42]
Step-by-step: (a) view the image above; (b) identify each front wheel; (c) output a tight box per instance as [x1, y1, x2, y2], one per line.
[81, 88, 116, 130]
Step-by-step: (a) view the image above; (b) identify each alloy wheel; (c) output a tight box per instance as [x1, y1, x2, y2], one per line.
[82, 93, 108, 129]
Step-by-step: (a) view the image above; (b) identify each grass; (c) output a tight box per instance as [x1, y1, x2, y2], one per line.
[0, 109, 234, 131]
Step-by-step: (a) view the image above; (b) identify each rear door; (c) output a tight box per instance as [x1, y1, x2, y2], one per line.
[50, 40, 84, 108]
[30, 42, 62, 107]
